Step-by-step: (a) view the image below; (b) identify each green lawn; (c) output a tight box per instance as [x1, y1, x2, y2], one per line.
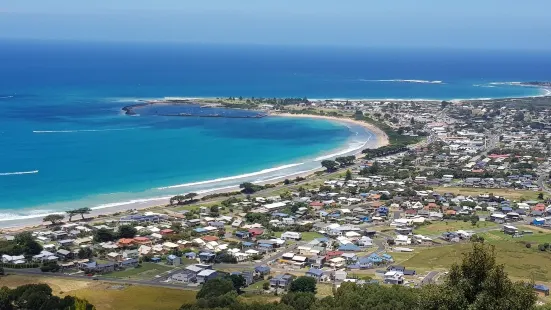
[479, 229, 551, 244]
[274, 231, 323, 241]
[106, 263, 175, 280]
[403, 239, 551, 282]
[413, 220, 498, 236]
[432, 187, 542, 201]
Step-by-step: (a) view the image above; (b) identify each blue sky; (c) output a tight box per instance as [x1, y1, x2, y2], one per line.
[1, 0, 550, 49]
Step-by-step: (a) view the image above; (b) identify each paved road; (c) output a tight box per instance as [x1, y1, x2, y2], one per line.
[420, 271, 439, 285]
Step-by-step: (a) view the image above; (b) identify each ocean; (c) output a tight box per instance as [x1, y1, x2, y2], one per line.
[0, 40, 550, 224]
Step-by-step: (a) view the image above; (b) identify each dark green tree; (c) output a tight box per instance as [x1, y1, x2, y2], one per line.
[418, 243, 537, 310]
[227, 274, 247, 293]
[321, 160, 339, 172]
[94, 228, 117, 242]
[281, 292, 316, 310]
[118, 225, 137, 239]
[196, 278, 236, 299]
[289, 276, 317, 294]
[42, 214, 64, 225]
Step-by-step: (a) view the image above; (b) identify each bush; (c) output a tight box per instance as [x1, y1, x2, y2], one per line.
[262, 282, 270, 290]
[526, 243, 532, 249]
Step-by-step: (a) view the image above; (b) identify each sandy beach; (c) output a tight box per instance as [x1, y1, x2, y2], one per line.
[273, 113, 390, 150]
[0, 113, 388, 232]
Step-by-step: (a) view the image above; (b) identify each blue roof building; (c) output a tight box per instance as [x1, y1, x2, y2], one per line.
[339, 243, 360, 251]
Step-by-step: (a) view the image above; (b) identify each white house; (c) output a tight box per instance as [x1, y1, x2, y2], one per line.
[281, 231, 302, 241]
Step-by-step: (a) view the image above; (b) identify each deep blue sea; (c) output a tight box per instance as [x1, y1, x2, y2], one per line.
[0, 40, 550, 225]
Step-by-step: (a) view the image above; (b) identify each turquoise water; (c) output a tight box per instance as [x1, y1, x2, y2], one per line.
[1, 40, 550, 224]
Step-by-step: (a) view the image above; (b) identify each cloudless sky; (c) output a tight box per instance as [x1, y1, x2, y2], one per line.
[1, 0, 550, 49]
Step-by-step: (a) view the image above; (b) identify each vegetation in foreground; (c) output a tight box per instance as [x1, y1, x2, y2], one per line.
[0, 284, 95, 310]
[179, 242, 543, 310]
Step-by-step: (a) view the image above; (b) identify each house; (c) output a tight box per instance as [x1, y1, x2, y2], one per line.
[118, 258, 139, 268]
[56, 249, 72, 260]
[231, 271, 254, 286]
[280, 231, 302, 241]
[57, 239, 74, 247]
[254, 265, 271, 276]
[248, 228, 264, 237]
[334, 270, 348, 281]
[235, 231, 251, 239]
[383, 271, 404, 284]
[394, 235, 411, 245]
[503, 225, 518, 235]
[2, 255, 25, 264]
[199, 252, 216, 263]
[534, 284, 550, 297]
[269, 274, 294, 290]
[305, 268, 325, 282]
[172, 271, 197, 283]
[123, 249, 139, 260]
[197, 269, 218, 284]
[167, 254, 182, 266]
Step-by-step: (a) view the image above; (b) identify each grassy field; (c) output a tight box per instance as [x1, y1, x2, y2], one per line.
[413, 220, 498, 236]
[0, 275, 197, 310]
[274, 231, 323, 241]
[433, 186, 541, 201]
[105, 263, 174, 280]
[403, 239, 551, 282]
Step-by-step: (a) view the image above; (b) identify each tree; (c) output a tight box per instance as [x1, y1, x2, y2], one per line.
[227, 274, 247, 293]
[170, 195, 186, 205]
[538, 193, 544, 200]
[418, 243, 537, 310]
[77, 207, 92, 220]
[184, 193, 198, 201]
[66, 210, 78, 222]
[280, 191, 293, 200]
[281, 292, 316, 310]
[316, 282, 419, 310]
[196, 278, 236, 299]
[289, 276, 317, 294]
[0, 266, 4, 276]
[43, 214, 64, 225]
[94, 228, 117, 242]
[118, 225, 137, 239]
[345, 169, 352, 181]
[1, 284, 94, 310]
[321, 160, 339, 172]
[78, 247, 94, 259]
[240, 182, 263, 194]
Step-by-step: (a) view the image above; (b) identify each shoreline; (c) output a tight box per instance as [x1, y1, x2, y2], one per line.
[271, 112, 390, 151]
[0, 114, 386, 231]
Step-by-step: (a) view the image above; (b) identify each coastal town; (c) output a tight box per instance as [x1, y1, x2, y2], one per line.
[3, 95, 551, 309]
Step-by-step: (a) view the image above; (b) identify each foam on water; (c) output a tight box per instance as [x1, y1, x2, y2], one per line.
[0, 170, 39, 176]
[33, 127, 150, 133]
[360, 79, 444, 84]
[156, 163, 305, 190]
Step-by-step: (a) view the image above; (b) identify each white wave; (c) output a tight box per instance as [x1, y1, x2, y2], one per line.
[0, 170, 39, 176]
[157, 163, 305, 190]
[360, 79, 444, 84]
[488, 82, 522, 86]
[0, 210, 61, 222]
[253, 167, 321, 183]
[92, 196, 174, 210]
[314, 141, 368, 161]
[473, 84, 496, 88]
[33, 127, 149, 134]
[0, 95, 14, 99]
